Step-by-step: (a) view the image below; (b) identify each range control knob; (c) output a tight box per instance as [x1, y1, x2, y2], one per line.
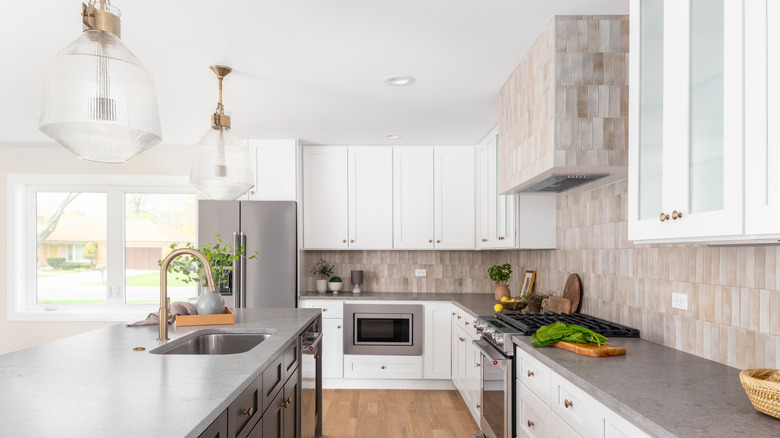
[474, 320, 485, 334]
[492, 333, 504, 346]
[483, 326, 495, 337]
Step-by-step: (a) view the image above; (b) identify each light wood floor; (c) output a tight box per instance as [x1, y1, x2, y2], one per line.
[320, 389, 479, 438]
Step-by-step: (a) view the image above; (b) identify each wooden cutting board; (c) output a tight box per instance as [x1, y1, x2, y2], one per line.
[552, 341, 626, 357]
[562, 273, 582, 313]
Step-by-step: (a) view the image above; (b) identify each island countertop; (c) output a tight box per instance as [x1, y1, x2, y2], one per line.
[0, 308, 319, 438]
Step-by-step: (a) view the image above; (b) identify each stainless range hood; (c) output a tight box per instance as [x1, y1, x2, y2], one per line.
[518, 174, 609, 193]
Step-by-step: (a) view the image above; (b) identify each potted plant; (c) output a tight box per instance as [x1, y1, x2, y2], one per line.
[522, 289, 552, 314]
[488, 263, 512, 300]
[311, 259, 334, 293]
[328, 275, 343, 294]
[161, 236, 257, 314]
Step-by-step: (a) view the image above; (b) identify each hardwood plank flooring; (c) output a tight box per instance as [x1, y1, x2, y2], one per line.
[321, 389, 479, 438]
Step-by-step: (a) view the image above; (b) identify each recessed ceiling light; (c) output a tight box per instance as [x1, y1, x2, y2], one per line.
[386, 134, 403, 139]
[384, 75, 415, 86]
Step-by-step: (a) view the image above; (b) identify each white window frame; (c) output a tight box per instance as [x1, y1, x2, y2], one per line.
[7, 174, 197, 321]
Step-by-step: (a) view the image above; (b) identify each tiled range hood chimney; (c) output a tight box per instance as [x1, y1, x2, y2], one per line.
[498, 15, 629, 194]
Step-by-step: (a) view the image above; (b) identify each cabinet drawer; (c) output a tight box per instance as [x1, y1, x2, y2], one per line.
[228, 374, 263, 438]
[551, 411, 582, 438]
[262, 353, 285, 414]
[199, 409, 228, 438]
[517, 381, 551, 438]
[516, 347, 551, 405]
[301, 300, 344, 318]
[550, 371, 597, 437]
[602, 406, 653, 438]
[283, 340, 300, 381]
[343, 355, 423, 379]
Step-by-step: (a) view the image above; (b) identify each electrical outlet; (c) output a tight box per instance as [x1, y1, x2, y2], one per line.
[672, 293, 688, 311]
[415, 269, 426, 277]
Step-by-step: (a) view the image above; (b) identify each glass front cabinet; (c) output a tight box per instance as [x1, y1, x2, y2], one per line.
[628, 0, 750, 242]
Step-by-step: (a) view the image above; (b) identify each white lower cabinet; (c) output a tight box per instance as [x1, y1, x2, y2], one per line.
[451, 304, 481, 425]
[301, 300, 343, 379]
[424, 302, 452, 379]
[343, 355, 423, 379]
[515, 346, 652, 438]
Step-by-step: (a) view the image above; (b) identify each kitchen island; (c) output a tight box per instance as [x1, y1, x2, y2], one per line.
[0, 307, 319, 437]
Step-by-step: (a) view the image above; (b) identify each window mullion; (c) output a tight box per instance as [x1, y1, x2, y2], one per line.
[106, 188, 125, 307]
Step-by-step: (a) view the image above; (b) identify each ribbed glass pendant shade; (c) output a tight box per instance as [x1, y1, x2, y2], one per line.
[39, 29, 162, 163]
[190, 126, 254, 200]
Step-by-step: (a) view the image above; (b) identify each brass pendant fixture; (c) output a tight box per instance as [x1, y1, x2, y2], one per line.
[189, 65, 254, 200]
[39, 0, 162, 163]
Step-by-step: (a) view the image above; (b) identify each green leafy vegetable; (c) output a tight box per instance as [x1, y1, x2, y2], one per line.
[530, 322, 608, 347]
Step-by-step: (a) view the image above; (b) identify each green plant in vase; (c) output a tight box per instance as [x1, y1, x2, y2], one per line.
[311, 259, 334, 293]
[488, 263, 512, 300]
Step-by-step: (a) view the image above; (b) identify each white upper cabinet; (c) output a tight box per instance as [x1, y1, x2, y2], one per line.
[348, 147, 393, 249]
[393, 147, 435, 249]
[628, 0, 744, 242]
[242, 139, 299, 201]
[434, 147, 475, 249]
[476, 128, 556, 250]
[303, 146, 393, 249]
[745, 0, 780, 236]
[303, 146, 349, 249]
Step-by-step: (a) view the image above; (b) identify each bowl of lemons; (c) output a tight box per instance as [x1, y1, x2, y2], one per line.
[494, 296, 527, 313]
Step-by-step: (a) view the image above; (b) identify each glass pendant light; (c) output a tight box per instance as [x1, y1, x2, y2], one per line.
[39, 1, 162, 163]
[189, 65, 254, 200]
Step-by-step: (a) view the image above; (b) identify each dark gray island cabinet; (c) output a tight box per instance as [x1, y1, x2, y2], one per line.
[201, 331, 303, 438]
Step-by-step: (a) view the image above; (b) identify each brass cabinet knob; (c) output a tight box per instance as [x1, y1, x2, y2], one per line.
[672, 210, 683, 220]
[459, 337, 465, 342]
[452, 312, 456, 316]
[436, 239, 441, 243]
[381, 365, 386, 369]
[476, 404, 481, 409]
[337, 325, 341, 329]
[428, 239, 433, 243]
[322, 308, 327, 311]
[527, 420, 535, 428]
[342, 239, 347, 243]
[476, 362, 481, 368]
[481, 238, 487, 242]
[350, 239, 354, 243]
[241, 407, 254, 416]
[564, 399, 574, 408]
[250, 190, 255, 195]
[659, 212, 670, 222]
[527, 370, 534, 377]
[498, 236, 504, 240]
[457, 315, 462, 319]
[465, 321, 470, 326]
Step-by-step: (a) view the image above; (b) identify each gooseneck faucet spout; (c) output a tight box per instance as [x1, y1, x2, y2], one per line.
[158, 248, 216, 341]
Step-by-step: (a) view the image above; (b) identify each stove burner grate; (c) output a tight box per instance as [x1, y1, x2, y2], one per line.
[497, 312, 640, 337]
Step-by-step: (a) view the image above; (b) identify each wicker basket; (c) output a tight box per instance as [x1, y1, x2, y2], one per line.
[740, 368, 780, 419]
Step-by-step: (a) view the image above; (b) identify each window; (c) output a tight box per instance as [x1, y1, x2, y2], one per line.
[8, 174, 198, 321]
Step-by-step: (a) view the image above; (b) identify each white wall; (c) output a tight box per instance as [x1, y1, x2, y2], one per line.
[0, 144, 191, 355]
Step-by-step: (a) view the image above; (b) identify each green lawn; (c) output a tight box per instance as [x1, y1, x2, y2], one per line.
[81, 272, 191, 287]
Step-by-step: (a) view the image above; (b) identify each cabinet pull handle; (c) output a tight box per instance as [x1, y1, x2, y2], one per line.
[250, 190, 255, 195]
[428, 239, 433, 243]
[498, 236, 504, 240]
[481, 238, 487, 242]
[659, 212, 669, 222]
[342, 239, 347, 243]
[476, 404, 481, 409]
[459, 337, 465, 342]
[350, 239, 354, 243]
[337, 325, 341, 329]
[564, 399, 574, 408]
[452, 312, 456, 316]
[322, 308, 327, 311]
[241, 407, 254, 416]
[465, 321, 470, 326]
[381, 365, 386, 369]
[436, 239, 440, 243]
[457, 315, 462, 319]
[527, 420, 535, 428]
[672, 210, 683, 220]
[476, 363, 480, 368]
[527, 370, 534, 377]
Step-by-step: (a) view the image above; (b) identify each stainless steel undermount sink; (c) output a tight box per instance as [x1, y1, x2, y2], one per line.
[150, 330, 272, 355]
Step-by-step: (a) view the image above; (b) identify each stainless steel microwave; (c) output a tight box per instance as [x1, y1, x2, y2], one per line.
[343, 303, 423, 356]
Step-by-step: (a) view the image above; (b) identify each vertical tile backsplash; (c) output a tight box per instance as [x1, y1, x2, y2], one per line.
[302, 179, 780, 369]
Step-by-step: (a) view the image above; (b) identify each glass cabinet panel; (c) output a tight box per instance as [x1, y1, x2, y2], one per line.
[638, 0, 664, 220]
[689, 0, 724, 213]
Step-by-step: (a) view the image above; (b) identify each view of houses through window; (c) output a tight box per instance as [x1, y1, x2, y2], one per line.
[35, 191, 197, 307]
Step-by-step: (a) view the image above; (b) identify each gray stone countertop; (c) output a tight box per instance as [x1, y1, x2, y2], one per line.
[299, 291, 497, 317]
[0, 308, 319, 438]
[513, 336, 780, 438]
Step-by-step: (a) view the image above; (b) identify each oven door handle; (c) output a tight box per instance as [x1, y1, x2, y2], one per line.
[472, 339, 508, 366]
[302, 332, 323, 355]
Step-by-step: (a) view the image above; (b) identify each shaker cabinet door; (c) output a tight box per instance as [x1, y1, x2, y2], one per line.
[303, 146, 349, 249]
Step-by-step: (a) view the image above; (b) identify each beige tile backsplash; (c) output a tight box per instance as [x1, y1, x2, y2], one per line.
[302, 179, 780, 369]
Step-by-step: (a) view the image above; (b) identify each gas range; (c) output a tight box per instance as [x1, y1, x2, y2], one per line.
[474, 312, 640, 356]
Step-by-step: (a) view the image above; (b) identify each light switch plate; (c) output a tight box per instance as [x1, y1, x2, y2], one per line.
[415, 269, 426, 277]
[672, 293, 688, 310]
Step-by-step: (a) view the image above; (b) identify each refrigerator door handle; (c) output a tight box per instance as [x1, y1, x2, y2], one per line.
[233, 232, 243, 308]
[240, 232, 247, 308]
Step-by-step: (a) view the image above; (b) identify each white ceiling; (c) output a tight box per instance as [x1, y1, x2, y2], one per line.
[1, 0, 627, 148]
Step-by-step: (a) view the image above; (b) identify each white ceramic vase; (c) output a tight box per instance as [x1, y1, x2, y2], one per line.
[328, 281, 343, 294]
[316, 279, 327, 293]
[197, 290, 225, 315]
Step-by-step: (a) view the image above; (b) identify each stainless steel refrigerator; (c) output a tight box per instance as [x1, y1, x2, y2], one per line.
[198, 200, 298, 308]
